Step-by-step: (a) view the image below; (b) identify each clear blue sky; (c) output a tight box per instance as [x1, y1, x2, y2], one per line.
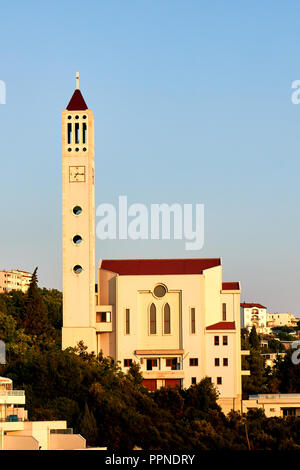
[0, 0, 300, 314]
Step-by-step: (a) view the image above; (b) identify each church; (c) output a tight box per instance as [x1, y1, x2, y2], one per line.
[61, 76, 249, 413]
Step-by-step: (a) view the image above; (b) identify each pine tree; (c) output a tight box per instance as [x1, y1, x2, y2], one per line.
[249, 326, 260, 350]
[23, 267, 52, 338]
[79, 403, 98, 447]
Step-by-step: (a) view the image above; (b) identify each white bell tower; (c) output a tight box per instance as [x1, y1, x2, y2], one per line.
[61, 73, 96, 352]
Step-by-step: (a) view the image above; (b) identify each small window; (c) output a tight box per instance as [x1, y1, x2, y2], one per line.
[191, 377, 196, 385]
[75, 123, 79, 144]
[83, 122, 87, 144]
[215, 358, 220, 367]
[191, 308, 196, 334]
[146, 359, 158, 370]
[67, 123, 72, 144]
[214, 336, 219, 346]
[189, 358, 198, 367]
[164, 303, 171, 334]
[222, 303, 227, 321]
[149, 303, 156, 334]
[166, 358, 177, 370]
[73, 235, 82, 245]
[223, 336, 228, 346]
[96, 312, 110, 323]
[217, 377, 222, 385]
[223, 358, 228, 366]
[125, 308, 130, 335]
[153, 284, 167, 298]
[124, 359, 132, 367]
[73, 265, 82, 275]
[73, 206, 82, 215]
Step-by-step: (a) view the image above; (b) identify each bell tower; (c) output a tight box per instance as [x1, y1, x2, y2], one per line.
[61, 73, 96, 352]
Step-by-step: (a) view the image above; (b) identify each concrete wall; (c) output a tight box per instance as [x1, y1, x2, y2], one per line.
[49, 434, 86, 450]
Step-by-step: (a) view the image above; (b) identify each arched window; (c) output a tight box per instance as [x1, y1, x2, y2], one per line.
[150, 303, 156, 334]
[164, 303, 171, 334]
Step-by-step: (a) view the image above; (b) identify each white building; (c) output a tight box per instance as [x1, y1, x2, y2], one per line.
[95, 259, 250, 413]
[61, 77, 250, 414]
[243, 394, 300, 418]
[240, 302, 270, 334]
[267, 313, 298, 328]
[0, 270, 32, 294]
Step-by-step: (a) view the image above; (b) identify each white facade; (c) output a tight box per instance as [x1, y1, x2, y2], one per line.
[267, 313, 298, 328]
[243, 394, 300, 418]
[61, 81, 249, 414]
[240, 303, 270, 334]
[94, 260, 249, 413]
[0, 270, 32, 294]
[61, 81, 96, 352]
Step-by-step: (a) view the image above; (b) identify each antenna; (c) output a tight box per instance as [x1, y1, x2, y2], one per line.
[76, 72, 79, 90]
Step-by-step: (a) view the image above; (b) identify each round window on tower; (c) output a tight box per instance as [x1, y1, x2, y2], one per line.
[73, 265, 83, 275]
[75, 115, 79, 119]
[153, 284, 167, 298]
[73, 206, 82, 216]
[73, 235, 83, 245]
[82, 115, 87, 119]
[68, 115, 72, 120]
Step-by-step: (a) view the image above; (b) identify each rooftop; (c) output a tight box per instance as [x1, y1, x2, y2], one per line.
[241, 302, 267, 309]
[66, 89, 88, 111]
[100, 258, 221, 275]
[206, 321, 236, 331]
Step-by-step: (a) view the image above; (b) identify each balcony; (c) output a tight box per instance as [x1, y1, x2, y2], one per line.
[95, 306, 112, 332]
[0, 390, 25, 405]
[143, 370, 184, 380]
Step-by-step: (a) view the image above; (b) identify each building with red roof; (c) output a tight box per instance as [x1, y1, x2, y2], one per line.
[240, 302, 270, 334]
[61, 78, 249, 415]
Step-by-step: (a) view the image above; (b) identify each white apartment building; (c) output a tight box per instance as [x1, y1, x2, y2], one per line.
[0, 270, 32, 294]
[243, 394, 300, 418]
[240, 302, 270, 334]
[267, 313, 298, 328]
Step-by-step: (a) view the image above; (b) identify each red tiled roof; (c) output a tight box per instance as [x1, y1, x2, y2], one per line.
[66, 89, 88, 110]
[100, 258, 221, 276]
[206, 321, 235, 331]
[240, 303, 267, 309]
[222, 282, 240, 291]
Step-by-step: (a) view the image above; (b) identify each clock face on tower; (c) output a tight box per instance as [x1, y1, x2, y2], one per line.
[69, 166, 86, 182]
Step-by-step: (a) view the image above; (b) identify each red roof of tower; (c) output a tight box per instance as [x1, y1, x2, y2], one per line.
[100, 258, 221, 276]
[66, 89, 88, 111]
[206, 321, 236, 330]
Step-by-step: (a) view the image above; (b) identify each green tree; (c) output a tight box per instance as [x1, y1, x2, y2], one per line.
[126, 361, 143, 385]
[22, 268, 55, 343]
[79, 403, 98, 447]
[249, 326, 260, 350]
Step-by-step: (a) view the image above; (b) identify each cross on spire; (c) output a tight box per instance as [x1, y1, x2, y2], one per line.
[76, 72, 79, 90]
